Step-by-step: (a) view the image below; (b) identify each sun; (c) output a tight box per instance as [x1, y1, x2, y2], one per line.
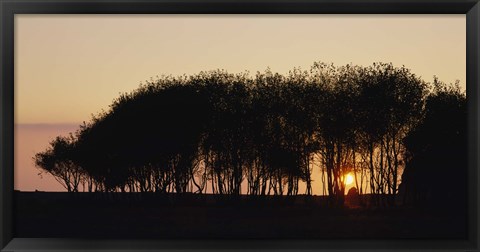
[344, 173, 354, 185]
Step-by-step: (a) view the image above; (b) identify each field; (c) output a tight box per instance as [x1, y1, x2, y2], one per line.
[14, 191, 467, 239]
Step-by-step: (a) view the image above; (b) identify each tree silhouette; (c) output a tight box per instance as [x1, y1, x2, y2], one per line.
[355, 63, 427, 206]
[33, 62, 464, 209]
[401, 78, 466, 206]
[34, 135, 83, 192]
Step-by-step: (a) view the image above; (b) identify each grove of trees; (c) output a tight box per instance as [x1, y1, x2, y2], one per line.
[400, 78, 467, 207]
[34, 62, 466, 207]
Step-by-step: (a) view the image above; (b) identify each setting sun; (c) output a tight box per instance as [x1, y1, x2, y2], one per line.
[345, 173, 354, 185]
[10, 13, 468, 240]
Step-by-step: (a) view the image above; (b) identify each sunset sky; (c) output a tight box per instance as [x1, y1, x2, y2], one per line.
[14, 14, 466, 192]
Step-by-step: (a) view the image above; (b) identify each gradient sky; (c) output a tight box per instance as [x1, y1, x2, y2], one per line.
[14, 14, 466, 192]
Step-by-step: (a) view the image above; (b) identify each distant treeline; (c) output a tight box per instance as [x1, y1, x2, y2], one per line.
[35, 62, 466, 206]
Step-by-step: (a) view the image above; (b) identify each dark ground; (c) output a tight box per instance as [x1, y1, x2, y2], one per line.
[14, 191, 467, 239]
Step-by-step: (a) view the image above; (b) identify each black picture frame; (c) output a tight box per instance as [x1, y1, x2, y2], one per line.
[1, 0, 479, 251]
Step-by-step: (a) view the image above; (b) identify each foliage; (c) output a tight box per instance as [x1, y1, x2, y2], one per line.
[34, 62, 464, 207]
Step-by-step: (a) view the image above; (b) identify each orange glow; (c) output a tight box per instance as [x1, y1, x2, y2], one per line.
[345, 173, 354, 185]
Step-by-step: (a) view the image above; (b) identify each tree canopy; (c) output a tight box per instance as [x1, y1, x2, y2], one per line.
[34, 62, 466, 207]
